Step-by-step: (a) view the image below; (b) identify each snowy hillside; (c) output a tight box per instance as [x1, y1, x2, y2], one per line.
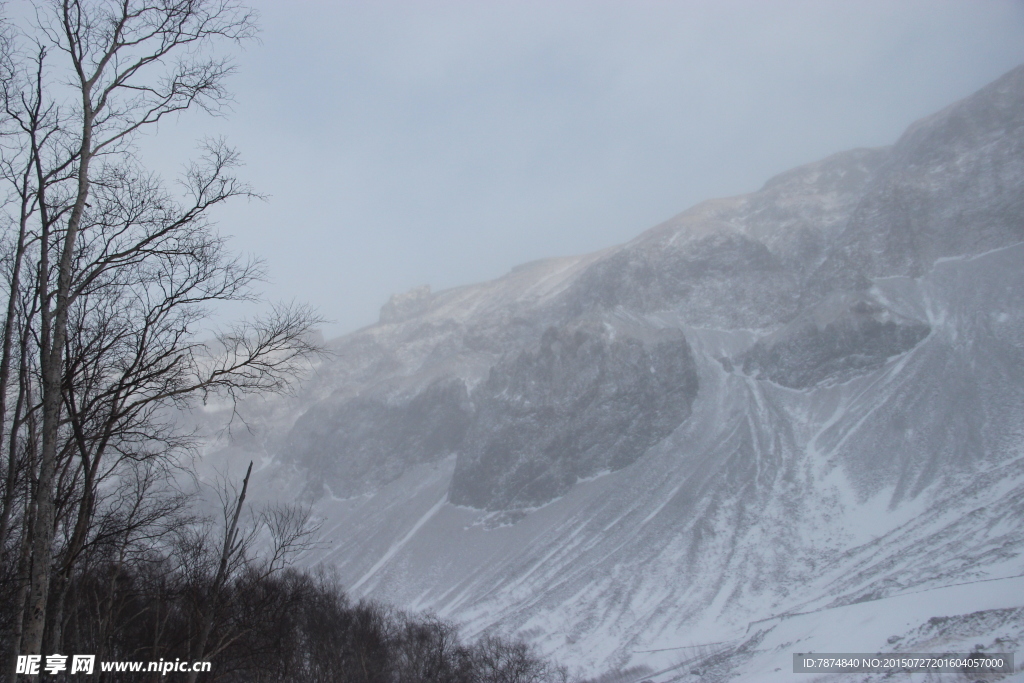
[199, 65, 1024, 680]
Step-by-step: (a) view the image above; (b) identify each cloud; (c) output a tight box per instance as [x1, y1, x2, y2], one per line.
[135, 0, 1024, 335]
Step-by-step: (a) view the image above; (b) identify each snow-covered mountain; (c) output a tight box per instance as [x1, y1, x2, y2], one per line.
[204, 66, 1024, 680]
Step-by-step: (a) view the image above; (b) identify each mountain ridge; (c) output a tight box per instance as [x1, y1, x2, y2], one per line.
[200, 64, 1024, 678]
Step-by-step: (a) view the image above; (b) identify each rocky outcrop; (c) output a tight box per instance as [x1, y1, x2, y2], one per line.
[450, 321, 698, 510]
[379, 284, 434, 324]
[287, 377, 471, 497]
[742, 294, 931, 388]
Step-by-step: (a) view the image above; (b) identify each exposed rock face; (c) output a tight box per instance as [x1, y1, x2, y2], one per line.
[450, 322, 698, 510]
[742, 294, 931, 388]
[287, 377, 471, 497]
[558, 146, 890, 329]
[209, 65, 1024, 677]
[809, 65, 1024, 293]
[379, 284, 433, 323]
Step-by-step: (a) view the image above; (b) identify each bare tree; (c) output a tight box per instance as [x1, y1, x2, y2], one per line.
[472, 635, 568, 683]
[0, 1, 324, 676]
[176, 461, 319, 683]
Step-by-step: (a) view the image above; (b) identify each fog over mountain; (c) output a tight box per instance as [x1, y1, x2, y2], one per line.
[198, 65, 1024, 680]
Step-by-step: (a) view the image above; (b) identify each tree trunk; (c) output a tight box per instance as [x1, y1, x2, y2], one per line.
[185, 461, 252, 683]
[4, 499, 36, 682]
[20, 87, 94, 661]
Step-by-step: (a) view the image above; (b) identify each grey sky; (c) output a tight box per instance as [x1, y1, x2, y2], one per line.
[137, 0, 1024, 337]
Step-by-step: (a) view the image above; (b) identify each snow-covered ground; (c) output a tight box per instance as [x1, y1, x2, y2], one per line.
[191, 66, 1024, 680]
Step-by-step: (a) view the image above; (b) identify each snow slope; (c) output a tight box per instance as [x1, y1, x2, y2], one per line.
[198, 65, 1024, 680]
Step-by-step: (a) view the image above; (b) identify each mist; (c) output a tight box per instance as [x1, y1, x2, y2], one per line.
[136, 0, 1024, 336]
[4, 2, 1024, 680]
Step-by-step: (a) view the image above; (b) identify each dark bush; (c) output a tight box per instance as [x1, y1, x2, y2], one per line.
[1, 560, 567, 683]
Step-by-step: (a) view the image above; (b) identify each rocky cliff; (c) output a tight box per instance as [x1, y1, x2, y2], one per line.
[203, 66, 1024, 679]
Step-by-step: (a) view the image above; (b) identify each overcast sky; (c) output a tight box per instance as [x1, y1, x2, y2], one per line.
[135, 1, 1024, 337]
